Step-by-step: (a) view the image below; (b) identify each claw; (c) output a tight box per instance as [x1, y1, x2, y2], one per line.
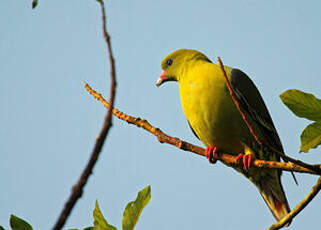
[235, 153, 252, 171]
[235, 154, 244, 163]
[205, 146, 218, 164]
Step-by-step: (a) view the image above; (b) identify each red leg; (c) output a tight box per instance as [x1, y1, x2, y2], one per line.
[235, 153, 252, 171]
[205, 146, 218, 164]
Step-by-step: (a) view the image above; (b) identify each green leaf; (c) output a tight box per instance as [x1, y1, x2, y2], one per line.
[300, 121, 321, 152]
[0, 226, 6, 230]
[32, 0, 38, 9]
[93, 201, 117, 230]
[280, 89, 321, 121]
[122, 185, 151, 230]
[10, 215, 33, 230]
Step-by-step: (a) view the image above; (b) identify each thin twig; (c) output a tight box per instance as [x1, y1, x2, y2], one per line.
[52, 1, 116, 229]
[268, 145, 321, 174]
[84, 83, 321, 175]
[268, 176, 321, 230]
[217, 57, 321, 174]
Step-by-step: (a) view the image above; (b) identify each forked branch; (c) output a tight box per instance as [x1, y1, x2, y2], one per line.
[85, 55, 321, 228]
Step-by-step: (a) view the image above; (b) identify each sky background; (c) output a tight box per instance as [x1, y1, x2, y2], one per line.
[1, 0, 321, 229]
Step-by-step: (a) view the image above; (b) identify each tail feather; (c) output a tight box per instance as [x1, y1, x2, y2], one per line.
[257, 176, 291, 226]
[272, 193, 285, 215]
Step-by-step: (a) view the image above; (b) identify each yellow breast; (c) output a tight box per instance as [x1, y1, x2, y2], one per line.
[179, 62, 250, 154]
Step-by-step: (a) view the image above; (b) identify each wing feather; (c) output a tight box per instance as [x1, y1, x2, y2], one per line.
[230, 69, 297, 184]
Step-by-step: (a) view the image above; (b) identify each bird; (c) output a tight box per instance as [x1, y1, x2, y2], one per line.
[156, 49, 292, 224]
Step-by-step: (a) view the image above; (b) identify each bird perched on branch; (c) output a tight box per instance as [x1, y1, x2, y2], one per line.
[156, 49, 291, 224]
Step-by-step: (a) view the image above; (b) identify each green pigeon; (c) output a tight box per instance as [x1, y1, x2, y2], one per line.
[156, 49, 292, 224]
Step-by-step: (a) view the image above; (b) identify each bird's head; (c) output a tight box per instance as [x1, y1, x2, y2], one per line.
[156, 49, 211, 87]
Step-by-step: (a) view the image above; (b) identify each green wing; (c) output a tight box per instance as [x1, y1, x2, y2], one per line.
[230, 68, 284, 154]
[230, 68, 297, 183]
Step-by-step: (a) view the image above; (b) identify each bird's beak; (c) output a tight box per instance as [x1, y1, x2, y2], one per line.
[156, 70, 166, 87]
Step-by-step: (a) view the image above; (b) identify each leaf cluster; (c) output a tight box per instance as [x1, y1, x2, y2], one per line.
[0, 186, 151, 230]
[280, 89, 321, 152]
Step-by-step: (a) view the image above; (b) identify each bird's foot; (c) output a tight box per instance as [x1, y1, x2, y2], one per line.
[235, 153, 252, 171]
[205, 146, 218, 164]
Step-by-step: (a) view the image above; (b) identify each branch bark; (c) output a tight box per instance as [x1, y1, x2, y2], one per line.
[84, 83, 321, 175]
[52, 1, 116, 229]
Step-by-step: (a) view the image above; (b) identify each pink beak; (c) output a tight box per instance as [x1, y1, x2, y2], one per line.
[156, 70, 166, 87]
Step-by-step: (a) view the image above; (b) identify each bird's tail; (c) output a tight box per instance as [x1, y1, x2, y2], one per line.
[256, 174, 291, 226]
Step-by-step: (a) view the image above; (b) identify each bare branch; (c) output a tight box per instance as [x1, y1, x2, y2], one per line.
[268, 176, 321, 229]
[52, 1, 116, 229]
[84, 83, 321, 175]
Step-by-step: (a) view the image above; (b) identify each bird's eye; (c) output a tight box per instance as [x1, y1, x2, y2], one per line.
[166, 59, 173, 66]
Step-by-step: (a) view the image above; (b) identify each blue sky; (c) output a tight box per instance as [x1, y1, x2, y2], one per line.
[1, 0, 321, 229]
